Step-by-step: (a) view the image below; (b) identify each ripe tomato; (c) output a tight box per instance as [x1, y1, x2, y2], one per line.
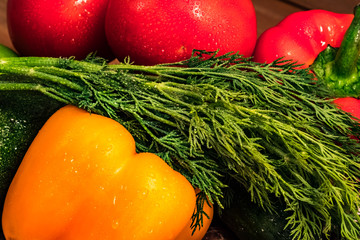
[7, 0, 113, 59]
[105, 0, 257, 65]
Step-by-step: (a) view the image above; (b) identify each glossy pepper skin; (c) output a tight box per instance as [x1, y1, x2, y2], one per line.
[253, 10, 353, 68]
[2, 105, 196, 240]
[253, 6, 360, 117]
[333, 97, 360, 122]
[311, 5, 360, 97]
[175, 189, 214, 240]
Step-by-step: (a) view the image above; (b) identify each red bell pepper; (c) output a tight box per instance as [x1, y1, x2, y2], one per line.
[333, 97, 360, 121]
[253, 5, 360, 122]
[253, 9, 353, 69]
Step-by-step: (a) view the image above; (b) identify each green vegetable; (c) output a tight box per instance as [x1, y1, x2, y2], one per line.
[0, 45, 18, 58]
[220, 187, 344, 240]
[312, 5, 360, 97]
[0, 91, 61, 239]
[0, 51, 360, 240]
[0, 92, 61, 199]
[220, 188, 291, 240]
[0, 44, 61, 207]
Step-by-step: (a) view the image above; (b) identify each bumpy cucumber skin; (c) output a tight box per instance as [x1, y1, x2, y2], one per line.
[0, 92, 61, 197]
[0, 91, 62, 238]
[220, 189, 342, 240]
[220, 194, 291, 240]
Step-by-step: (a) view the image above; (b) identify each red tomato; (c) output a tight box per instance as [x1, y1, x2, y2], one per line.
[105, 0, 257, 65]
[7, 0, 113, 59]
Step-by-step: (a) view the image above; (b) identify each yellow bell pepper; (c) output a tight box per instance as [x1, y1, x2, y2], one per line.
[175, 189, 214, 240]
[2, 105, 196, 240]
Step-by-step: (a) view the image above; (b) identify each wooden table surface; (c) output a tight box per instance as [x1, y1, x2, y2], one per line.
[0, 0, 358, 52]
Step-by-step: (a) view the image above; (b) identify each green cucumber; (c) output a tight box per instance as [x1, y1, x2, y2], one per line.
[220, 188, 342, 240]
[0, 44, 62, 205]
[0, 91, 62, 200]
[220, 191, 292, 240]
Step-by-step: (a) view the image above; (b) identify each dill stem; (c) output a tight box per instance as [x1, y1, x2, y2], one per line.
[0, 56, 105, 72]
[139, 103, 188, 127]
[0, 82, 41, 91]
[0, 53, 359, 239]
[145, 81, 204, 105]
[0, 82, 74, 104]
[0, 65, 83, 91]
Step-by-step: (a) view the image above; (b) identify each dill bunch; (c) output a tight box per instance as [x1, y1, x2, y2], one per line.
[1, 51, 360, 240]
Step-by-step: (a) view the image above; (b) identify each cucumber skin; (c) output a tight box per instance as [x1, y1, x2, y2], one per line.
[0, 91, 62, 238]
[220, 193, 292, 240]
[0, 91, 61, 197]
[0, 46, 58, 239]
[220, 189, 342, 240]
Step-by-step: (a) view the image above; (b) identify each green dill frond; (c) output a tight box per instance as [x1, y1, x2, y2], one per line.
[0, 51, 360, 239]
